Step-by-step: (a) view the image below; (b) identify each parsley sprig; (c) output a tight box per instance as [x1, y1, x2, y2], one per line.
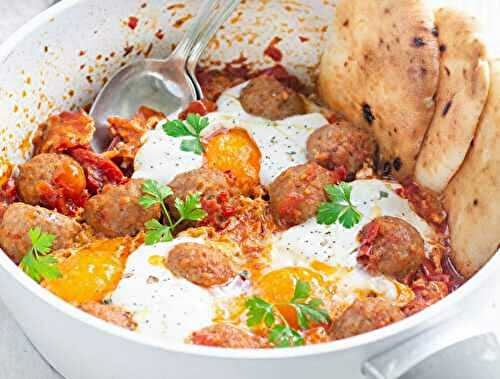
[20, 228, 61, 283]
[139, 179, 207, 245]
[162, 113, 209, 155]
[290, 280, 331, 330]
[245, 280, 331, 347]
[316, 182, 362, 229]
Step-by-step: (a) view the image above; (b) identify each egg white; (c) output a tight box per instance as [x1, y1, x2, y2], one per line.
[133, 81, 328, 185]
[110, 237, 215, 344]
[110, 236, 249, 344]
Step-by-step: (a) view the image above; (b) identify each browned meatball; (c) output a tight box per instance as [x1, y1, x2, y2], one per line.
[191, 323, 267, 348]
[80, 301, 137, 330]
[307, 121, 376, 177]
[357, 216, 425, 281]
[167, 167, 234, 223]
[330, 298, 405, 340]
[269, 162, 345, 229]
[240, 75, 305, 120]
[168, 167, 231, 202]
[15, 153, 86, 206]
[83, 179, 161, 238]
[0, 203, 82, 264]
[166, 242, 236, 287]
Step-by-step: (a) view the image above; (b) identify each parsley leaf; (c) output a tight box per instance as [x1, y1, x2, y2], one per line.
[162, 119, 192, 137]
[162, 113, 209, 155]
[139, 179, 173, 208]
[140, 180, 206, 245]
[175, 192, 207, 222]
[144, 219, 173, 245]
[20, 228, 61, 283]
[180, 139, 204, 155]
[290, 281, 331, 330]
[316, 182, 362, 229]
[268, 325, 304, 348]
[293, 301, 331, 330]
[291, 279, 311, 302]
[245, 296, 276, 328]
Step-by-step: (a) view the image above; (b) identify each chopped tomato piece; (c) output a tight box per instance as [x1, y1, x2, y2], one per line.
[0, 178, 17, 220]
[178, 99, 217, 120]
[68, 148, 126, 194]
[397, 180, 447, 229]
[200, 191, 237, 230]
[33, 109, 95, 154]
[105, 106, 164, 173]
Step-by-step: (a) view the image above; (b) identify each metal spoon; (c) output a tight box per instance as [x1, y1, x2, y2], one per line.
[89, 0, 240, 153]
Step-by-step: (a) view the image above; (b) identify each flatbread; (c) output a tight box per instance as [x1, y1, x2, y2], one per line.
[444, 59, 500, 278]
[415, 8, 490, 193]
[318, 0, 439, 180]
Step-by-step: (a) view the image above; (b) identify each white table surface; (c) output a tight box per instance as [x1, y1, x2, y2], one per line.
[1, 1, 499, 378]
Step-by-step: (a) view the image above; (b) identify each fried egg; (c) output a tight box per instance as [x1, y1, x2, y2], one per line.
[133, 81, 328, 185]
[111, 237, 213, 343]
[266, 179, 435, 305]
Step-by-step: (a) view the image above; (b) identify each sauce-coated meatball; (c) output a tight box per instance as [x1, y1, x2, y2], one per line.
[15, 153, 86, 206]
[240, 75, 305, 120]
[83, 179, 160, 238]
[330, 298, 405, 340]
[357, 216, 425, 281]
[191, 323, 267, 348]
[167, 167, 234, 225]
[306, 121, 376, 177]
[168, 167, 232, 203]
[165, 242, 236, 287]
[269, 162, 345, 229]
[0, 203, 82, 263]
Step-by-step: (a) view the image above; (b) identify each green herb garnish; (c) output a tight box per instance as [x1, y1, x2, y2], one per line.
[19, 228, 61, 283]
[290, 280, 331, 330]
[316, 182, 362, 229]
[245, 280, 331, 348]
[162, 113, 209, 155]
[140, 179, 207, 245]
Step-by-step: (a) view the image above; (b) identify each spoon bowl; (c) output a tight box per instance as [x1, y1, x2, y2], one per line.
[89, 0, 240, 152]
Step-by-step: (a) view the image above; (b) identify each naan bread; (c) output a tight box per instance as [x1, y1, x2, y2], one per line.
[444, 59, 500, 278]
[415, 8, 490, 193]
[318, 0, 439, 180]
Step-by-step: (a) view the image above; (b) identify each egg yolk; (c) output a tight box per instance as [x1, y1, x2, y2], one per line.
[255, 267, 325, 329]
[205, 128, 261, 194]
[43, 239, 126, 305]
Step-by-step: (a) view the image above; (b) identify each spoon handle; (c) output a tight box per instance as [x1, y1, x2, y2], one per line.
[186, 0, 241, 97]
[168, 0, 222, 62]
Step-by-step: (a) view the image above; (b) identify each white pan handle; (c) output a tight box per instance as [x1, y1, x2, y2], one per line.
[362, 324, 500, 379]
